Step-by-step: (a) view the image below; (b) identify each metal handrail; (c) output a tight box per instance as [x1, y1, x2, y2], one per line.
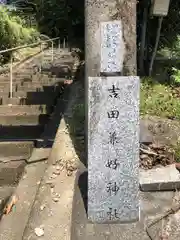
[0, 37, 59, 54]
[0, 36, 67, 99]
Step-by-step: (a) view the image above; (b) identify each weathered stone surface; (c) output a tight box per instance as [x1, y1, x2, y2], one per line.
[140, 164, 180, 191]
[85, 0, 137, 77]
[27, 148, 51, 163]
[100, 21, 125, 73]
[140, 116, 180, 145]
[0, 141, 33, 159]
[140, 120, 153, 144]
[0, 161, 26, 186]
[88, 76, 139, 223]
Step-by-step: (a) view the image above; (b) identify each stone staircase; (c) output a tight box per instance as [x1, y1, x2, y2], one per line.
[0, 48, 74, 215]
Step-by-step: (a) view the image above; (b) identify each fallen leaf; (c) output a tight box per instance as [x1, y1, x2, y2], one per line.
[50, 173, 57, 179]
[46, 181, 54, 188]
[53, 170, 60, 175]
[51, 186, 55, 193]
[40, 204, 46, 211]
[67, 170, 73, 176]
[4, 195, 18, 215]
[34, 227, 44, 237]
[56, 165, 60, 171]
[53, 197, 59, 202]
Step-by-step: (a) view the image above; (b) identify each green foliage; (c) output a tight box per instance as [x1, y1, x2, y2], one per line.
[137, 0, 180, 76]
[29, 0, 84, 43]
[172, 141, 180, 162]
[146, 0, 180, 51]
[72, 104, 85, 123]
[140, 77, 180, 120]
[0, 5, 39, 63]
[171, 67, 180, 84]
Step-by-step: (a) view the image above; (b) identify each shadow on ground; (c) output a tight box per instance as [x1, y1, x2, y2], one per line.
[78, 171, 88, 213]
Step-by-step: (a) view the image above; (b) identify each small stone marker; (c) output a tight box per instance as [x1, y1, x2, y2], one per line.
[100, 21, 125, 73]
[88, 76, 140, 223]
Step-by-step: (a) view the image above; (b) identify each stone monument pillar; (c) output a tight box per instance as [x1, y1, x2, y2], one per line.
[85, 0, 139, 223]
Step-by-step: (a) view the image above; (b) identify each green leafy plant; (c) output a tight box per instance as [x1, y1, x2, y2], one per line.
[72, 103, 85, 124]
[173, 142, 180, 163]
[140, 77, 180, 120]
[171, 67, 180, 84]
[0, 5, 40, 63]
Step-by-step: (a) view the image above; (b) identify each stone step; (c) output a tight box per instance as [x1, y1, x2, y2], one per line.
[1, 97, 23, 105]
[22, 80, 59, 87]
[0, 78, 63, 91]
[0, 81, 10, 86]
[0, 160, 26, 186]
[13, 89, 57, 98]
[0, 141, 34, 159]
[32, 76, 51, 83]
[50, 77, 66, 83]
[0, 94, 11, 104]
[0, 89, 16, 97]
[25, 94, 57, 106]
[0, 80, 25, 86]
[0, 78, 32, 86]
[17, 86, 44, 92]
[0, 88, 9, 93]
[14, 72, 33, 77]
[17, 81, 59, 91]
[32, 77, 65, 86]
[14, 75, 40, 82]
[14, 78, 32, 84]
[0, 105, 48, 115]
[13, 78, 56, 87]
[2, 95, 55, 105]
[33, 72, 49, 78]
[37, 79, 65, 86]
[0, 73, 31, 78]
[0, 125, 45, 140]
[14, 86, 59, 97]
[14, 71, 32, 76]
[0, 84, 16, 92]
[0, 114, 48, 126]
[13, 91, 35, 98]
[12, 77, 33, 83]
[0, 93, 9, 102]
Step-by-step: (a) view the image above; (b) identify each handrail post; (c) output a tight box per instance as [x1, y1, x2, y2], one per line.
[67, 36, 69, 51]
[58, 39, 61, 49]
[10, 53, 13, 98]
[40, 43, 42, 72]
[63, 38, 66, 49]
[51, 41, 54, 62]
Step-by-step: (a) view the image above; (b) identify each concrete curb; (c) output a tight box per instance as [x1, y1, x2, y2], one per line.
[140, 164, 180, 191]
[0, 159, 48, 240]
[22, 165, 79, 240]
